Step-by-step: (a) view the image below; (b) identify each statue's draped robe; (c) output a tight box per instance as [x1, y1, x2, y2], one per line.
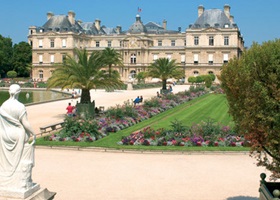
[0, 99, 34, 191]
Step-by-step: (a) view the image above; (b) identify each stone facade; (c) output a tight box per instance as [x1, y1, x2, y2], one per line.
[28, 5, 244, 83]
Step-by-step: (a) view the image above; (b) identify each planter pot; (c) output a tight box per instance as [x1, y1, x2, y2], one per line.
[259, 173, 280, 200]
[76, 102, 95, 118]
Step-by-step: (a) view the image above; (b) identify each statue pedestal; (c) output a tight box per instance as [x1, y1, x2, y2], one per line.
[0, 185, 56, 200]
[0, 183, 56, 200]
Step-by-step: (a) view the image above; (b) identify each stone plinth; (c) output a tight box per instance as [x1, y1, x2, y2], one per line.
[0, 186, 56, 200]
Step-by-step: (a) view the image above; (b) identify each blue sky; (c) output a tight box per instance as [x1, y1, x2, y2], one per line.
[1, 0, 279, 48]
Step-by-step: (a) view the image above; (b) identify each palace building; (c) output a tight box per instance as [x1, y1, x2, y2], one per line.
[28, 4, 244, 83]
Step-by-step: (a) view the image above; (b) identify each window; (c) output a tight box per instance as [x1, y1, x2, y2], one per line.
[39, 40, 43, 48]
[30, 41, 33, 47]
[153, 54, 158, 61]
[39, 70, 43, 79]
[158, 40, 162, 46]
[50, 55, 54, 64]
[62, 39, 66, 47]
[223, 54, 229, 64]
[184, 40, 186, 46]
[194, 54, 198, 64]
[39, 55, 43, 64]
[108, 41, 111, 47]
[209, 36, 214, 46]
[208, 54, 213, 65]
[50, 39, 54, 48]
[171, 40, 175, 46]
[62, 54, 66, 63]
[208, 71, 214, 75]
[193, 71, 199, 76]
[96, 41, 100, 47]
[224, 36, 229, 46]
[194, 36, 199, 45]
[130, 54, 136, 64]
[120, 41, 123, 47]
[181, 55, 185, 63]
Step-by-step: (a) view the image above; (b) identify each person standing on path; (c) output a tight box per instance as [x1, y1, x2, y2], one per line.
[66, 103, 74, 117]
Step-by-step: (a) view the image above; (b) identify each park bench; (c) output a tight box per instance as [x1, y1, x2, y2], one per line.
[39, 121, 65, 135]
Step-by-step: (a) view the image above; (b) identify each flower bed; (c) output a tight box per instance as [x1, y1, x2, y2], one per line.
[45, 86, 208, 142]
[118, 119, 249, 147]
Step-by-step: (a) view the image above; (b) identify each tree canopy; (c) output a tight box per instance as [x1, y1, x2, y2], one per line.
[146, 58, 184, 90]
[220, 39, 280, 179]
[0, 35, 32, 78]
[47, 48, 123, 103]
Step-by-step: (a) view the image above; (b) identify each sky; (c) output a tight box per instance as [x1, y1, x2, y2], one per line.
[0, 0, 279, 48]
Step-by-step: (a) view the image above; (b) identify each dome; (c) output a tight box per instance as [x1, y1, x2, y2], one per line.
[128, 15, 147, 33]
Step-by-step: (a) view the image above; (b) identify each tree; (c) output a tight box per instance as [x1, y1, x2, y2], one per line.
[7, 70, 17, 79]
[146, 58, 184, 90]
[220, 39, 280, 179]
[135, 71, 146, 84]
[101, 47, 123, 77]
[188, 76, 196, 85]
[47, 48, 123, 104]
[0, 35, 13, 77]
[12, 42, 32, 77]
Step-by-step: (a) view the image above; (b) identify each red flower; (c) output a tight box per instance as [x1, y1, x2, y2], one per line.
[214, 142, 219, 146]
[196, 141, 202, 146]
[163, 142, 167, 146]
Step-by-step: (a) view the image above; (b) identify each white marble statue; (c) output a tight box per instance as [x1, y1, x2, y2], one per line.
[0, 84, 36, 192]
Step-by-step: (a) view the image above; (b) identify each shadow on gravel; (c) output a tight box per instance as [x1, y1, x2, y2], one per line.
[227, 196, 258, 200]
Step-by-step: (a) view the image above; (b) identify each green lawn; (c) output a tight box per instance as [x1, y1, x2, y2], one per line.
[36, 93, 248, 151]
[150, 93, 234, 130]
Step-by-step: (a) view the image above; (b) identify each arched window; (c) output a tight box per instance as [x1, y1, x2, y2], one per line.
[208, 71, 214, 74]
[129, 70, 136, 79]
[193, 71, 199, 77]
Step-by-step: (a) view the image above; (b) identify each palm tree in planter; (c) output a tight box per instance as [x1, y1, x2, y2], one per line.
[47, 48, 123, 117]
[146, 58, 184, 94]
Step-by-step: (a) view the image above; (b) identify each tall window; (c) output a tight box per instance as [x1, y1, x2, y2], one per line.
[130, 54, 136, 64]
[194, 54, 198, 64]
[39, 55, 43, 64]
[39, 39, 43, 48]
[223, 54, 229, 64]
[209, 36, 214, 46]
[181, 55, 185, 63]
[96, 41, 100, 47]
[62, 39, 66, 47]
[50, 39, 54, 48]
[153, 54, 158, 61]
[108, 41, 111, 47]
[62, 54, 66, 63]
[50, 55, 54, 64]
[39, 70, 43, 79]
[194, 36, 199, 45]
[208, 54, 213, 65]
[171, 40, 175, 46]
[158, 40, 162, 46]
[224, 36, 229, 45]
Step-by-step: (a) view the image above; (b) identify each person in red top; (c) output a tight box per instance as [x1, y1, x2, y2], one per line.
[66, 103, 74, 117]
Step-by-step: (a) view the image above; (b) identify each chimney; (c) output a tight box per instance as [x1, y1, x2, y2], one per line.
[163, 20, 167, 30]
[224, 4, 231, 19]
[68, 11, 76, 25]
[95, 19, 101, 31]
[47, 12, 54, 20]
[77, 19, 83, 25]
[198, 5, 204, 17]
[116, 25, 122, 34]
[230, 15, 234, 23]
